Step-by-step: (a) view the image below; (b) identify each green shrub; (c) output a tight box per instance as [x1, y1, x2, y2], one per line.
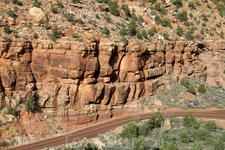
[64, 13, 75, 23]
[149, 0, 156, 3]
[172, 0, 183, 8]
[201, 13, 208, 22]
[198, 84, 206, 93]
[185, 30, 194, 40]
[180, 78, 191, 88]
[121, 122, 139, 139]
[132, 137, 146, 150]
[6, 106, 17, 116]
[177, 10, 187, 22]
[137, 32, 142, 39]
[138, 124, 148, 136]
[101, 27, 109, 35]
[163, 32, 169, 39]
[33, 0, 40, 7]
[188, 1, 196, 9]
[155, 15, 161, 24]
[4, 25, 11, 34]
[77, 18, 83, 24]
[7, 9, 16, 18]
[141, 29, 147, 38]
[161, 18, 171, 27]
[49, 27, 61, 42]
[95, 14, 100, 19]
[183, 112, 199, 129]
[213, 139, 224, 150]
[108, 0, 119, 16]
[137, 15, 145, 25]
[33, 33, 38, 39]
[71, 0, 80, 3]
[128, 19, 137, 36]
[184, 21, 190, 27]
[187, 85, 196, 95]
[146, 112, 163, 131]
[179, 130, 191, 143]
[148, 27, 157, 36]
[176, 26, 183, 36]
[25, 93, 36, 113]
[204, 120, 216, 132]
[11, 0, 22, 5]
[121, 36, 128, 45]
[217, 4, 225, 17]
[155, 3, 161, 11]
[166, 142, 177, 150]
[119, 28, 127, 36]
[51, 5, 58, 14]
[122, 4, 130, 17]
[191, 129, 211, 141]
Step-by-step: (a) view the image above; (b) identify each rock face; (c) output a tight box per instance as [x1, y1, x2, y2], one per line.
[29, 7, 48, 24]
[0, 39, 224, 123]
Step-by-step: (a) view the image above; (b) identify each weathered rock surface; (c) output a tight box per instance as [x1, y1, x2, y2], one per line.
[29, 7, 48, 24]
[0, 39, 223, 123]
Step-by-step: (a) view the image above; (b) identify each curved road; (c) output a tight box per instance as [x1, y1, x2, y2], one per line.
[7, 109, 225, 150]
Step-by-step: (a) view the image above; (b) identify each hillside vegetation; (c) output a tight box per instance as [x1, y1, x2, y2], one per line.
[0, 0, 225, 42]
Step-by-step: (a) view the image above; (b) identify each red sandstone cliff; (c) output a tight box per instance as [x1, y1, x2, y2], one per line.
[0, 38, 225, 124]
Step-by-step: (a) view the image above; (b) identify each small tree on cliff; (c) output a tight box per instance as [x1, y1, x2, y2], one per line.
[25, 93, 36, 113]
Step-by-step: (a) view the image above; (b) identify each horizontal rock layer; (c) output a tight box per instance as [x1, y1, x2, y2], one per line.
[0, 39, 224, 123]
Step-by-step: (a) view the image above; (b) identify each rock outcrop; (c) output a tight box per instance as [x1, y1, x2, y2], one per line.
[0, 39, 224, 123]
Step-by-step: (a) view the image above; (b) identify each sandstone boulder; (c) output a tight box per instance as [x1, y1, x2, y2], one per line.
[29, 7, 48, 24]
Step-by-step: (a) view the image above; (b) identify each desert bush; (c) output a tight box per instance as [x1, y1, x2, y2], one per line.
[191, 129, 211, 141]
[146, 112, 163, 131]
[121, 122, 139, 139]
[141, 29, 147, 38]
[101, 27, 110, 35]
[4, 25, 11, 34]
[119, 28, 127, 36]
[183, 112, 199, 129]
[11, 0, 22, 5]
[161, 18, 171, 27]
[213, 139, 224, 150]
[165, 142, 177, 150]
[179, 130, 191, 143]
[33, 0, 40, 7]
[172, 0, 183, 8]
[149, 0, 156, 3]
[49, 27, 62, 42]
[148, 27, 157, 36]
[137, 32, 142, 39]
[128, 19, 137, 36]
[25, 93, 36, 112]
[155, 15, 161, 24]
[204, 120, 216, 132]
[176, 26, 183, 36]
[177, 10, 187, 22]
[33, 32, 38, 39]
[64, 13, 75, 23]
[51, 5, 58, 14]
[188, 1, 196, 9]
[122, 4, 130, 17]
[187, 85, 196, 95]
[6, 106, 17, 116]
[163, 32, 169, 39]
[71, 0, 80, 3]
[7, 9, 16, 18]
[132, 137, 146, 150]
[121, 36, 128, 45]
[198, 84, 206, 93]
